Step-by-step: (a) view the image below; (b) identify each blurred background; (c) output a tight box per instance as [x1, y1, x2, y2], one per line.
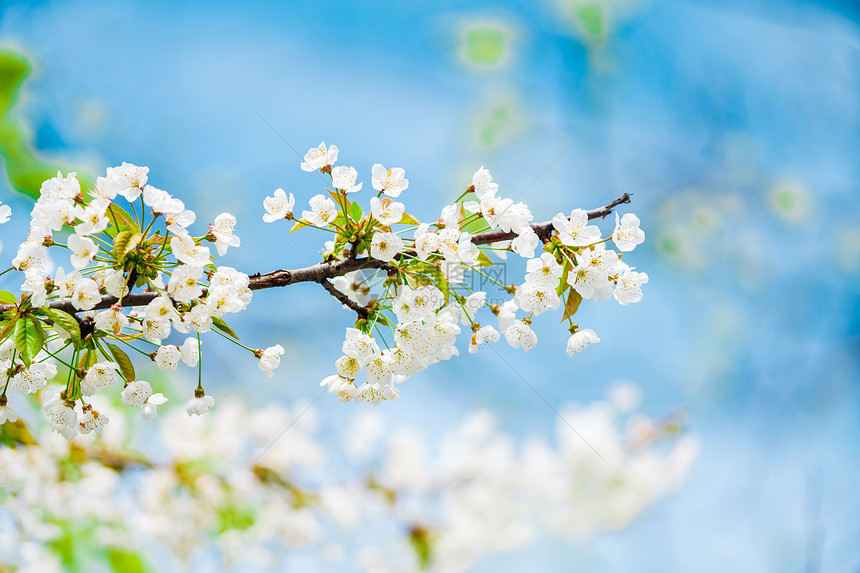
[0, 0, 858, 571]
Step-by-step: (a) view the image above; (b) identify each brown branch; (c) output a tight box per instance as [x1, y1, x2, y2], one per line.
[468, 192, 631, 246]
[4, 193, 631, 317]
[320, 279, 370, 318]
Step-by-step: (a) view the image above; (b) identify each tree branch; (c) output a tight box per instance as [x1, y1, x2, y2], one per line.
[4, 193, 631, 316]
[468, 192, 631, 245]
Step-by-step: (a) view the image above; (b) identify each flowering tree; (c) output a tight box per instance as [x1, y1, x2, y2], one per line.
[0, 141, 648, 436]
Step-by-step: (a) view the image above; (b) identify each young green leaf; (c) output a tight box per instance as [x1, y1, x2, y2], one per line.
[397, 213, 420, 226]
[561, 290, 583, 322]
[211, 316, 239, 340]
[349, 200, 363, 222]
[14, 315, 44, 366]
[40, 308, 83, 349]
[0, 290, 17, 304]
[106, 342, 136, 382]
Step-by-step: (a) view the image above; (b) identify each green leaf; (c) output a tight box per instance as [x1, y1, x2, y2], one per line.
[349, 200, 363, 222]
[40, 308, 83, 349]
[287, 220, 308, 235]
[211, 316, 239, 340]
[562, 290, 583, 322]
[106, 343, 135, 382]
[397, 212, 420, 225]
[557, 262, 570, 296]
[476, 250, 494, 267]
[105, 204, 140, 235]
[0, 315, 17, 341]
[114, 231, 142, 262]
[0, 290, 16, 304]
[14, 315, 44, 366]
[106, 548, 154, 573]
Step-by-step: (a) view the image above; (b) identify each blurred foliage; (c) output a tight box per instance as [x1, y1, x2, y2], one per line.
[462, 24, 509, 67]
[0, 48, 89, 199]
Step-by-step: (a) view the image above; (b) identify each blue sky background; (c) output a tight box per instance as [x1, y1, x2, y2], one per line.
[1, 0, 859, 571]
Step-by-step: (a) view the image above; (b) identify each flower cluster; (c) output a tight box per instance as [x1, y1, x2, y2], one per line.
[260, 143, 648, 403]
[0, 384, 697, 572]
[0, 165, 283, 439]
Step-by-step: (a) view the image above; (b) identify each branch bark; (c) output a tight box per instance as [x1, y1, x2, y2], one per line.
[6, 193, 631, 316]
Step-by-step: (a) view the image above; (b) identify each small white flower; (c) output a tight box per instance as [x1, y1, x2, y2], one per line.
[170, 235, 211, 267]
[552, 209, 602, 247]
[40, 171, 81, 200]
[262, 188, 295, 222]
[471, 166, 498, 199]
[210, 212, 240, 256]
[331, 165, 363, 194]
[504, 320, 537, 352]
[512, 226, 539, 258]
[143, 318, 171, 343]
[142, 185, 184, 214]
[165, 209, 196, 236]
[614, 269, 649, 305]
[71, 278, 102, 311]
[141, 393, 168, 420]
[0, 201, 12, 224]
[302, 194, 338, 227]
[0, 397, 18, 423]
[167, 265, 205, 302]
[612, 212, 645, 252]
[301, 141, 338, 172]
[370, 231, 403, 262]
[525, 252, 563, 288]
[186, 393, 215, 416]
[12, 362, 57, 394]
[515, 282, 560, 316]
[78, 407, 108, 434]
[81, 362, 120, 395]
[369, 197, 405, 226]
[121, 380, 154, 407]
[180, 337, 200, 367]
[335, 354, 362, 379]
[566, 328, 600, 356]
[154, 345, 182, 371]
[73, 203, 109, 236]
[94, 306, 129, 335]
[67, 234, 98, 270]
[469, 325, 500, 353]
[258, 344, 285, 377]
[371, 164, 408, 198]
[102, 162, 149, 202]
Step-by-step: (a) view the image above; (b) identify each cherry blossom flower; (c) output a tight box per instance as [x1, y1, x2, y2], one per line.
[370, 231, 403, 262]
[186, 393, 215, 416]
[369, 196, 405, 225]
[566, 328, 600, 356]
[504, 320, 537, 351]
[302, 194, 338, 227]
[331, 165, 363, 194]
[210, 212, 240, 256]
[471, 166, 499, 199]
[262, 188, 295, 222]
[371, 164, 408, 198]
[612, 212, 645, 252]
[67, 234, 98, 270]
[301, 141, 338, 172]
[614, 268, 649, 305]
[552, 209, 602, 247]
[259, 344, 285, 377]
[170, 235, 211, 266]
[0, 201, 10, 224]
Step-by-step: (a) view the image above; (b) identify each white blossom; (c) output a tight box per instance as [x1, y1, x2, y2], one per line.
[170, 235, 211, 267]
[371, 164, 408, 198]
[262, 188, 295, 222]
[505, 320, 537, 352]
[100, 162, 149, 202]
[471, 166, 499, 199]
[369, 196, 405, 225]
[259, 344, 285, 377]
[302, 194, 338, 227]
[301, 142, 338, 172]
[566, 328, 600, 356]
[612, 212, 645, 252]
[186, 394, 215, 416]
[67, 234, 98, 270]
[370, 231, 403, 262]
[614, 268, 649, 305]
[552, 209, 601, 247]
[210, 212, 240, 256]
[331, 165, 363, 194]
